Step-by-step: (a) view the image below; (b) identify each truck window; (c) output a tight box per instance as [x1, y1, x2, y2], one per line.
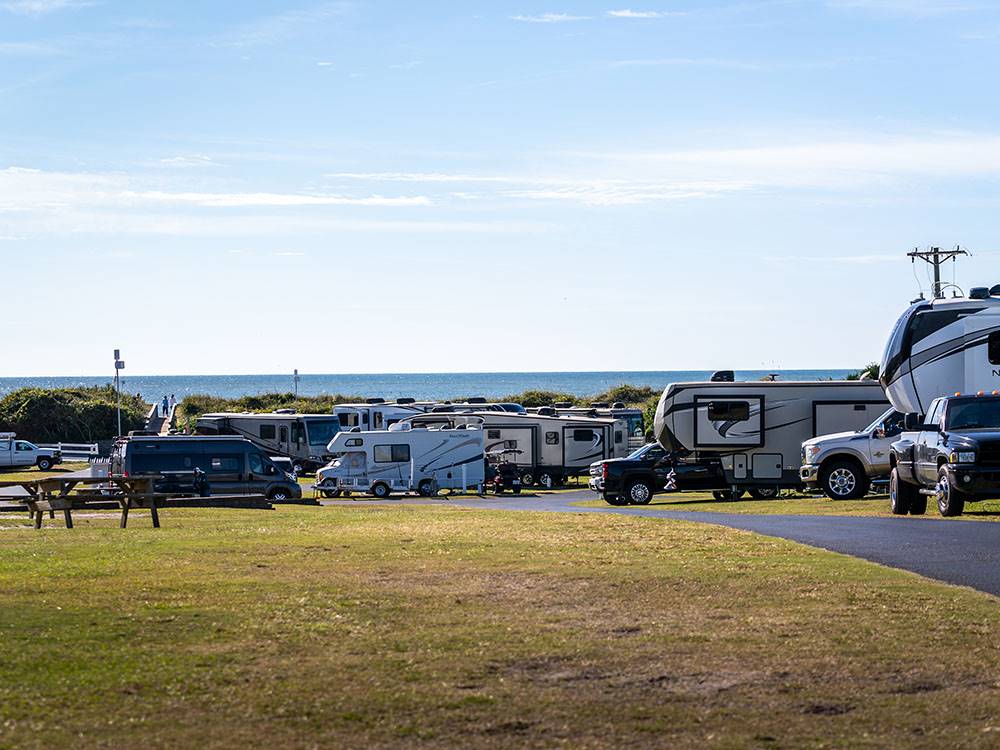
[15, 441, 34, 452]
[947, 400, 1000, 430]
[708, 401, 750, 422]
[374, 445, 410, 463]
[882, 412, 904, 438]
[260, 425, 276, 440]
[990, 332, 1000, 365]
[926, 400, 945, 427]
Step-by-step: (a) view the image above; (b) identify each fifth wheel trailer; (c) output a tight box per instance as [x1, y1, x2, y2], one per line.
[653, 380, 889, 491]
[880, 288, 1000, 415]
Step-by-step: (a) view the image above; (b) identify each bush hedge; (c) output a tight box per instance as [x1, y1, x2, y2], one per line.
[0, 386, 148, 443]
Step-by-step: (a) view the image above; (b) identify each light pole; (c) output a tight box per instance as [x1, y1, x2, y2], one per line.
[114, 349, 125, 437]
[293, 368, 300, 398]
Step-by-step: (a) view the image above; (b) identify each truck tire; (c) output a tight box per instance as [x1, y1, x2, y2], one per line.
[604, 493, 627, 506]
[521, 472, 535, 487]
[371, 482, 391, 499]
[418, 479, 436, 497]
[625, 479, 654, 505]
[36, 457, 53, 471]
[936, 468, 966, 517]
[749, 487, 779, 500]
[713, 489, 745, 501]
[889, 467, 916, 515]
[538, 472, 555, 489]
[820, 459, 870, 500]
[267, 488, 291, 502]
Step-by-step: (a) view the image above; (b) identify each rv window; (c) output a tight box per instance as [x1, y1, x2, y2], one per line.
[374, 413, 384, 430]
[615, 431, 623, 444]
[280, 426, 288, 442]
[306, 419, 339, 447]
[210, 456, 240, 472]
[707, 401, 750, 422]
[346, 438, 363, 447]
[545, 431, 559, 445]
[573, 430, 594, 442]
[488, 430, 501, 440]
[291, 423, 305, 445]
[990, 332, 1000, 365]
[374, 445, 411, 463]
[260, 425, 276, 440]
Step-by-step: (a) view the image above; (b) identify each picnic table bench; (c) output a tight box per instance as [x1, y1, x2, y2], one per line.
[0, 471, 271, 529]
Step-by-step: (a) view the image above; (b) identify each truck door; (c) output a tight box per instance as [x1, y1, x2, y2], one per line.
[13, 441, 36, 468]
[0, 438, 11, 467]
[915, 400, 944, 484]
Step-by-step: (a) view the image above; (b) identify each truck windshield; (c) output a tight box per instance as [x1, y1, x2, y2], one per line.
[306, 419, 340, 447]
[947, 400, 1000, 430]
[627, 443, 660, 460]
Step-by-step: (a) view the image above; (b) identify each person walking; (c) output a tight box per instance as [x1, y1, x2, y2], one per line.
[169, 394, 177, 412]
[161, 395, 169, 418]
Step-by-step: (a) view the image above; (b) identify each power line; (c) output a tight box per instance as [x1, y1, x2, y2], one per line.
[907, 245, 968, 299]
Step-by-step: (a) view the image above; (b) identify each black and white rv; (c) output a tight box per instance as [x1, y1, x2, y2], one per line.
[880, 287, 1000, 415]
[194, 412, 341, 474]
[653, 379, 889, 492]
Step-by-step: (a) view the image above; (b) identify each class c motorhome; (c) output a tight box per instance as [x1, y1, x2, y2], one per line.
[880, 287, 1000, 415]
[653, 379, 889, 491]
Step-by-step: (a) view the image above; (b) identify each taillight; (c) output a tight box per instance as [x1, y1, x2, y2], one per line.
[602, 464, 608, 480]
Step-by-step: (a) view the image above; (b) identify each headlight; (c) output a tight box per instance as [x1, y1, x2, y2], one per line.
[803, 445, 821, 463]
[950, 451, 976, 463]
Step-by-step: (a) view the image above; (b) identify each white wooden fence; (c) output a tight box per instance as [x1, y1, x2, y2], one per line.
[37, 443, 100, 461]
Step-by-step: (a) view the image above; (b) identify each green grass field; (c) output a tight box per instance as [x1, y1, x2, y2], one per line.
[2, 502, 1000, 748]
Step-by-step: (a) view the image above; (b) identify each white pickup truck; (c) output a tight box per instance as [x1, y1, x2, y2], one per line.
[0, 433, 62, 471]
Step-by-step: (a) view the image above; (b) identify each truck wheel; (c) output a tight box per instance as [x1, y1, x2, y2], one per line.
[371, 482, 391, 499]
[889, 467, 916, 515]
[713, 489, 745, 501]
[625, 479, 653, 505]
[936, 468, 966, 517]
[820, 460, 870, 500]
[604, 494, 627, 506]
[749, 487, 779, 500]
[267, 488, 290, 502]
[539, 472, 555, 489]
[36, 457, 53, 471]
[521, 472, 535, 487]
[418, 480, 435, 497]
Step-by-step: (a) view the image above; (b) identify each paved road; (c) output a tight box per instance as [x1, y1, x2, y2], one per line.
[437, 490, 1000, 598]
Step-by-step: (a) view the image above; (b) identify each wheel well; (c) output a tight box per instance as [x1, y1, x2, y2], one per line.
[819, 454, 864, 477]
[937, 455, 948, 468]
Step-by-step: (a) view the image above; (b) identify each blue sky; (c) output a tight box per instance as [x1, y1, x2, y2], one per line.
[3, 0, 1000, 376]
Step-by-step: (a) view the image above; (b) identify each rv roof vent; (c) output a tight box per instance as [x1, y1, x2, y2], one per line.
[611, 402, 626, 409]
[366, 398, 386, 405]
[537, 406, 556, 416]
[590, 402, 610, 409]
[468, 397, 487, 404]
[710, 370, 735, 383]
[991, 284, 1000, 297]
[396, 397, 416, 404]
[970, 287, 990, 300]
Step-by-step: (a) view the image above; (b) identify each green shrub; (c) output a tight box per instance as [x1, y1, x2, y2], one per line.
[0, 386, 147, 443]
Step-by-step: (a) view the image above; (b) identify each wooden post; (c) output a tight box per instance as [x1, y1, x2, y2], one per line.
[145, 478, 160, 529]
[120, 499, 130, 529]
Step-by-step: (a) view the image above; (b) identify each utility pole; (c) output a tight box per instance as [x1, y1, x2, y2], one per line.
[907, 245, 968, 299]
[293, 368, 300, 398]
[114, 349, 125, 437]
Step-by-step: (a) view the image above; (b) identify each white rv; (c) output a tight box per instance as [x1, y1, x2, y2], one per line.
[318, 421, 485, 498]
[408, 411, 631, 487]
[653, 380, 889, 491]
[195, 413, 341, 473]
[880, 288, 1000, 415]
[530, 402, 646, 449]
[332, 399, 433, 432]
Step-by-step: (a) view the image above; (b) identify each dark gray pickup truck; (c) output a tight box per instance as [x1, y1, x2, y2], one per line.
[890, 394, 1000, 517]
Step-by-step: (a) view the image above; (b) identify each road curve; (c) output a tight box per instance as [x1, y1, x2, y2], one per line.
[444, 490, 1000, 598]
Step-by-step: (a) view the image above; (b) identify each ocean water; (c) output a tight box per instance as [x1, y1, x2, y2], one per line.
[0, 370, 854, 402]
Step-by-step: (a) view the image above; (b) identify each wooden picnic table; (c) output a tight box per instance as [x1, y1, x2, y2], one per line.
[0, 472, 270, 529]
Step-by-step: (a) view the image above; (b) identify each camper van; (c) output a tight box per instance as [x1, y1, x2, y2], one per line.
[318, 421, 485, 498]
[408, 411, 631, 487]
[332, 399, 433, 432]
[880, 288, 1000, 415]
[654, 380, 889, 492]
[194, 413, 341, 474]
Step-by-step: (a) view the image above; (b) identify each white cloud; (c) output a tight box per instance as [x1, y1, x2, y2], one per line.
[157, 155, 222, 168]
[124, 191, 431, 208]
[2, 0, 94, 15]
[316, 61, 334, 66]
[511, 12, 591, 23]
[606, 9, 686, 18]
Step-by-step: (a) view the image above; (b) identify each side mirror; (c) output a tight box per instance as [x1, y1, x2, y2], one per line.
[903, 413, 922, 431]
[874, 426, 886, 440]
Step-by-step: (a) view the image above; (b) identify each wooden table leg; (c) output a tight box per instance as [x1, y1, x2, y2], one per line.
[34, 508, 43, 529]
[63, 509, 73, 529]
[120, 499, 130, 529]
[48, 509, 55, 519]
[149, 497, 160, 529]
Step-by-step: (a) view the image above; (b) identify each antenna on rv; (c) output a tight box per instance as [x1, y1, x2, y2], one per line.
[907, 245, 968, 299]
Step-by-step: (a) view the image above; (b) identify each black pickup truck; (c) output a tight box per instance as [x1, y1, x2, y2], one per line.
[890, 394, 1000, 517]
[589, 443, 727, 506]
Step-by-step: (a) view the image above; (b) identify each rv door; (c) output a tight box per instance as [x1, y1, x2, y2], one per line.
[693, 396, 764, 449]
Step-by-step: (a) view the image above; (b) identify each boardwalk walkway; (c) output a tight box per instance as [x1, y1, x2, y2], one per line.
[143, 403, 177, 436]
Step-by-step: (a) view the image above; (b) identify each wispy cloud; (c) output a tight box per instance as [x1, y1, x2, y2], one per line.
[213, 2, 346, 48]
[511, 12, 591, 23]
[2, 0, 95, 15]
[0, 41, 61, 55]
[612, 57, 769, 71]
[826, 0, 979, 16]
[606, 9, 687, 18]
[124, 191, 431, 208]
[157, 155, 222, 168]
